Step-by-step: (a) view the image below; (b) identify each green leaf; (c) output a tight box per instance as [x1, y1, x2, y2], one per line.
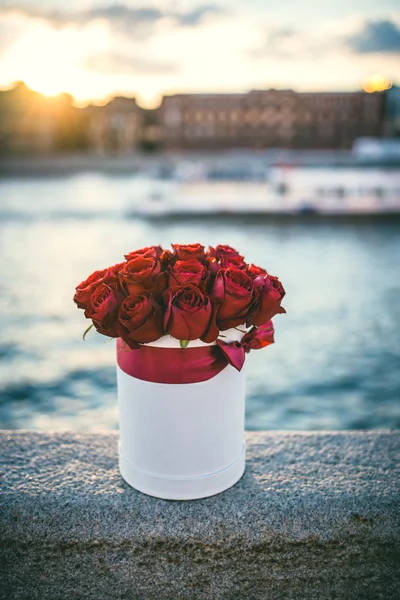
[82, 323, 94, 341]
[180, 339, 190, 349]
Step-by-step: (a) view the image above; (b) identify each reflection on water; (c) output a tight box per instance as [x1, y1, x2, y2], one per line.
[0, 172, 399, 431]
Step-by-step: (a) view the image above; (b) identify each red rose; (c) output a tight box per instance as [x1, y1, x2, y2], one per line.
[101, 263, 127, 305]
[221, 254, 246, 268]
[119, 257, 163, 299]
[247, 275, 286, 326]
[172, 243, 205, 262]
[74, 268, 107, 309]
[207, 244, 243, 262]
[208, 245, 246, 276]
[84, 283, 120, 337]
[103, 262, 126, 283]
[118, 293, 164, 347]
[247, 264, 267, 278]
[163, 285, 219, 342]
[168, 259, 208, 289]
[124, 245, 163, 261]
[211, 266, 255, 330]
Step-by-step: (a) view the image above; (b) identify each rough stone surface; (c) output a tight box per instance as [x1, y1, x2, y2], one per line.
[0, 431, 399, 600]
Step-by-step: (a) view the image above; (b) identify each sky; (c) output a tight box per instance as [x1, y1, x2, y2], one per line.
[0, 0, 399, 107]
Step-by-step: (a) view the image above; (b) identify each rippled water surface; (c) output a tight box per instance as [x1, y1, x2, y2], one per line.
[1, 172, 399, 430]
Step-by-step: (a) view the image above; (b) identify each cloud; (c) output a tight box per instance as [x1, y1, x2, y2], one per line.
[249, 27, 298, 59]
[346, 20, 400, 54]
[177, 5, 222, 27]
[250, 18, 400, 62]
[0, 3, 225, 35]
[84, 52, 178, 75]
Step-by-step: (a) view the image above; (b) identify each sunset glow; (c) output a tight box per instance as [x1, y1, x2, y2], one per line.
[0, 1, 399, 107]
[363, 74, 393, 93]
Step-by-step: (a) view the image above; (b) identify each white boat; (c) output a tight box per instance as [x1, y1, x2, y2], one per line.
[129, 163, 400, 217]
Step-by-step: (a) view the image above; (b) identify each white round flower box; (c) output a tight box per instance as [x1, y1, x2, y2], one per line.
[116, 328, 246, 500]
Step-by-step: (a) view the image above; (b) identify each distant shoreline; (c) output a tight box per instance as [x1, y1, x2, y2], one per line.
[0, 154, 160, 178]
[0, 151, 399, 178]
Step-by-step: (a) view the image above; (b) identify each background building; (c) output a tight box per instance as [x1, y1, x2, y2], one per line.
[158, 89, 385, 150]
[0, 82, 86, 155]
[0, 83, 393, 156]
[84, 97, 142, 155]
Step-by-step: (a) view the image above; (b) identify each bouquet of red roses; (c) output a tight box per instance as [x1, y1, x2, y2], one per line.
[73, 243, 286, 353]
[74, 243, 286, 498]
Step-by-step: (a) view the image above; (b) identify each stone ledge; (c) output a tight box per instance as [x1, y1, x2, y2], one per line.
[1, 431, 399, 599]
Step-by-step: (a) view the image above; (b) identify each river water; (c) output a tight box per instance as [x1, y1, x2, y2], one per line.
[0, 172, 399, 431]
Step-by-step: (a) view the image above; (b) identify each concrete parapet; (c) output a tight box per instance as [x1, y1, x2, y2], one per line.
[1, 431, 399, 599]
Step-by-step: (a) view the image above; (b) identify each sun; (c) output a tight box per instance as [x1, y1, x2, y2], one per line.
[25, 72, 70, 98]
[3, 24, 109, 103]
[16, 29, 83, 97]
[363, 74, 392, 94]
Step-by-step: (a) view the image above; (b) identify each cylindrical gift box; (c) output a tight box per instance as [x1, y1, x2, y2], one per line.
[116, 329, 246, 500]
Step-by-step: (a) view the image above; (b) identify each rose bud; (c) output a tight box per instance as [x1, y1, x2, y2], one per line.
[119, 256, 162, 299]
[172, 243, 205, 262]
[74, 268, 107, 309]
[247, 275, 286, 326]
[247, 263, 267, 278]
[163, 285, 219, 343]
[118, 293, 164, 346]
[168, 259, 208, 289]
[84, 283, 120, 337]
[211, 266, 255, 330]
[124, 245, 163, 261]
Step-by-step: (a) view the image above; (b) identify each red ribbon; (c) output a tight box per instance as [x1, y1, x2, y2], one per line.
[116, 322, 274, 384]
